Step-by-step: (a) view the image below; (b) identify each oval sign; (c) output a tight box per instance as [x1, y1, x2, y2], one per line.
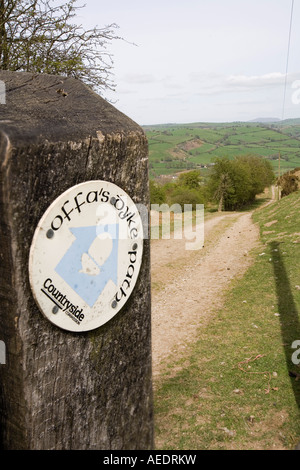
[29, 181, 144, 332]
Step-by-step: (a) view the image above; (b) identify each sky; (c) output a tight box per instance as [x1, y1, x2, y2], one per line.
[77, 0, 300, 126]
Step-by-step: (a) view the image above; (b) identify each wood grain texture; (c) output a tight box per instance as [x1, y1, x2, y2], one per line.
[0, 71, 153, 450]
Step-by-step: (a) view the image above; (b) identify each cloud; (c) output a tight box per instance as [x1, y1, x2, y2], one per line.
[115, 88, 136, 95]
[226, 72, 299, 89]
[121, 73, 157, 84]
[188, 71, 300, 98]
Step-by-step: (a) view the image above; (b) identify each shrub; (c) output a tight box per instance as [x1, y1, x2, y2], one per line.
[278, 173, 299, 197]
[206, 155, 275, 211]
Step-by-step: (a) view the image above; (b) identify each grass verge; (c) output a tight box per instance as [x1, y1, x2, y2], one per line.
[154, 190, 300, 450]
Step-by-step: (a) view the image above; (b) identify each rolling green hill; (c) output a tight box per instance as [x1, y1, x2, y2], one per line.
[144, 120, 300, 180]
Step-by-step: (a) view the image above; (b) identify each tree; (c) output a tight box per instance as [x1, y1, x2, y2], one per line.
[0, 0, 121, 95]
[177, 169, 201, 189]
[166, 170, 205, 210]
[149, 180, 166, 205]
[214, 172, 233, 212]
[207, 157, 236, 211]
[236, 154, 274, 200]
[207, 155, 275, 211]
[168, 186, 205, 210]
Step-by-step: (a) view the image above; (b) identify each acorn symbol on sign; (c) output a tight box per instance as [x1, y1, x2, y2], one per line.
[80, 233, 113, 276]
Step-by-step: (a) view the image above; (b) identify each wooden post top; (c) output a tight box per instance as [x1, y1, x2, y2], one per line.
[0, 70, 142, 144]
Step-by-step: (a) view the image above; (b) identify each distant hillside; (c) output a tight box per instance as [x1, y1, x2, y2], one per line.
[278, 118, 300, 126]
[144, 121, 300, 180]
[248, 117, 280, 123]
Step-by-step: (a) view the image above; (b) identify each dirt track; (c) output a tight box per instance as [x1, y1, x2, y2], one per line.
[151, 209, 262, 378]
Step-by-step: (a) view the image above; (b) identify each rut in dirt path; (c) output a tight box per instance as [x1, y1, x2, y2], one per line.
[151, 210, 262, 378]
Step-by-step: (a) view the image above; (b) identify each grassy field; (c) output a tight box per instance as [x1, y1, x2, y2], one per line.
[154, 190, 300, 450]
[144, 120, 300, 180]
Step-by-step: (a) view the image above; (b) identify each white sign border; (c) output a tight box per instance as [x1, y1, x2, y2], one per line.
[28, 180, 144, 332]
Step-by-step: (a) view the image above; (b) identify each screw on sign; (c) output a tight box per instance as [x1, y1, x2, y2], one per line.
[29, 181, 144, 332]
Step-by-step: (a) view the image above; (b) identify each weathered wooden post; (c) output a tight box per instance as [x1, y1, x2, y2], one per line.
[0, 70, 153, 450]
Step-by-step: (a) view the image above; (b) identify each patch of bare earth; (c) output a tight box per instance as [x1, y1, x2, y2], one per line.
[264, 220, 278, 227]
[151, 210, 261, 379]
[179, 138, 204, 152]
[169, 138, 204, 160]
